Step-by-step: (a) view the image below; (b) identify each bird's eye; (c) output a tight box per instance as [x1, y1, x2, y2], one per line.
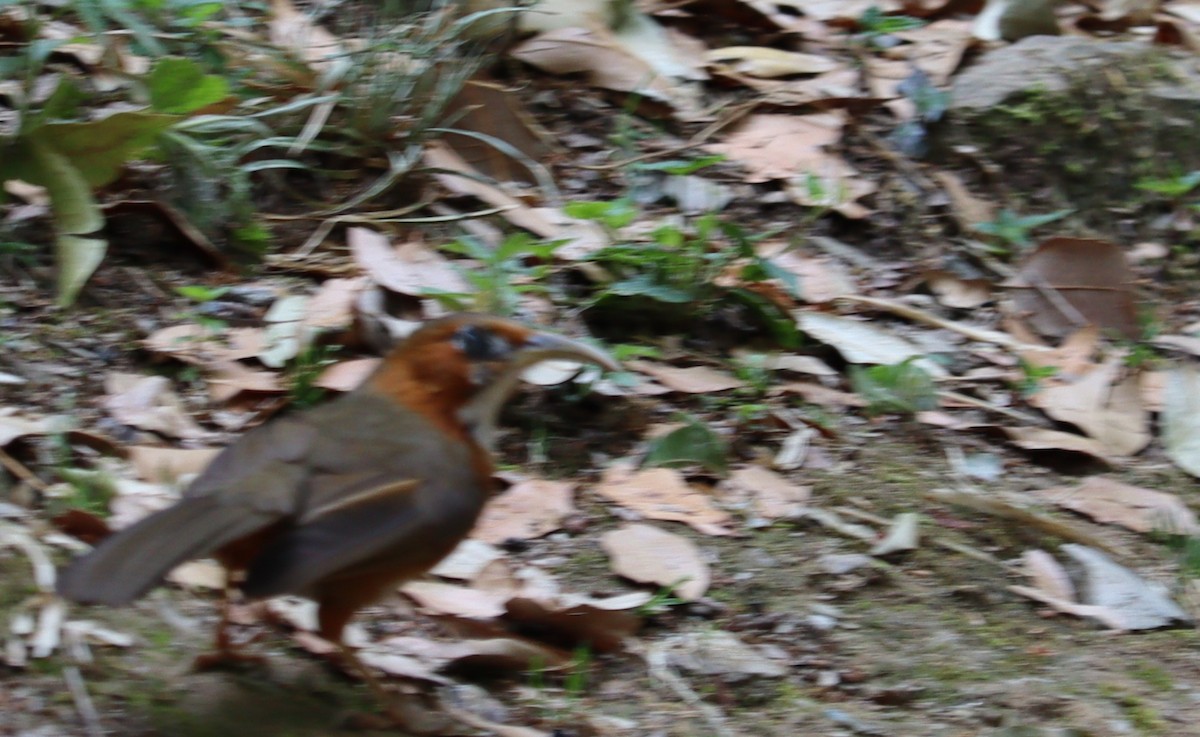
[452, 325, 510, 361]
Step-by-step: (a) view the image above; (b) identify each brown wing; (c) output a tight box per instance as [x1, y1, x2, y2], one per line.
[239, 393, 489, 598]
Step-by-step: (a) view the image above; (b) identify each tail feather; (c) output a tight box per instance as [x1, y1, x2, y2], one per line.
[57, 498, 276, 606]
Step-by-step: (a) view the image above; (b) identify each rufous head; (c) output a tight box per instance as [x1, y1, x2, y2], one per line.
[365, 314, 618, 445]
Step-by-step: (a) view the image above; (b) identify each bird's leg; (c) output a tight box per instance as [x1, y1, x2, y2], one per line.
[192, 584, 267, 671]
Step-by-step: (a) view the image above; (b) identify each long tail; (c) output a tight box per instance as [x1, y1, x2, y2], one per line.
[57, 498, 276, 606]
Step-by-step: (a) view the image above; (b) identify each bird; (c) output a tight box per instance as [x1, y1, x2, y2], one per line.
[57, 313, 617, 710]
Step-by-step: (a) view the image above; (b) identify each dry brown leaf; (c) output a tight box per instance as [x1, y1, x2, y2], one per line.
[400, 581, 508, 619]
[127, 446, 219, 483]
[931, 171, 995, 229]
[595, 465, 735, 535]
[430, 539, 505, 581]
[708, 112, 841, 183]
[705, 46, 839, 78]
[368, 634, 569, 676]
[1006, 237, 1140, 341]
[626, 360, 744, 393]
[103, 373, 208, 440]
[471, 479, 575, 544]
[1033, 477, 1199, 535]
[1003, 426, 1112, 463]
[143, 324, 264, 366]
[303, 276, 366, 330]
[1020, 326, 1099, 377]
[1027, 356, 1150, 457]
[167, 559, 226, 591]
[504, 593, 647, 652]
[757, 243, 857, 303]
[919, 270, 992, 310]
[349, 228, 468, 297]
[599, 523, 710, 601]
[206, 360, 283, 403]
[1022, 549, 1076, 601]
[315, 358, 380, 392]
[724, 466, 811, 520]
[0, 411, 54, 446]
[773, 381, 866, 408]
[510, 26, 703, 119]
[268, 0, 344, 77]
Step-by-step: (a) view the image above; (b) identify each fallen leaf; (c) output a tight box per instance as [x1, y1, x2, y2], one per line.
[103, 373, 208, 440]
[1003, 426, 1112, 463]
[1006, 236, 1140, 341]
[918, 270, 992, 310]
[705, 46, 839, 78]
[724, 466, 811, 520]
[349, 228, 469, 298]
[595, 465, 735, 536]
[471, 479, 575, 544]
[1027, 356, 1150, 456]
[1163, 365, 1200, 477]
[869, 512, 920, 556]
[627, 360, 745, 393]
[1033, 477, 1199, 535]
[400, 581, 507, 619]
[315, 358, 380, 392]
[430, 540, 505, 582]
[795, 311, 946, 376]
[127, 446, 219, 483]
[599, 523, 710, 601]
[504, 592, 647, 652]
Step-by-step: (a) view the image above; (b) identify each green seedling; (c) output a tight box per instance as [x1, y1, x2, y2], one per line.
[285, 343, 339, 409]
[850, 357, 938, 417]
[174, 285, 230, 303]
[971, 208, 1073, 252]
[855, 6, 924, 47]
[644, 414, 728, 476]
[434, 233, 565, 315]
[1014, 358, 1058, 397]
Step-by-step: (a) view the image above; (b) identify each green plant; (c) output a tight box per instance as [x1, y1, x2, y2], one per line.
[1137, 170, 1200, 199]
[854, 6, 924, 47]
[564, 645, 591, 701]
[971, 208, 1073, 253]
[569, 202, 798, 344]
[644, 414, 728, 476]
[285, 343, 339, 409]
[1014, 358, 1057, 397]
[849, 357, 938, 417]
[432, 233, 566, 314]
[635, 581, 687, 616]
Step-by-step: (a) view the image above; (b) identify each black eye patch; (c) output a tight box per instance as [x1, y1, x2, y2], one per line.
[452, 325, 511, 361]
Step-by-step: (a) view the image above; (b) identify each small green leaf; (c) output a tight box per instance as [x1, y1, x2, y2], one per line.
[148, 57, 229, 114]
[175, 285, 230, 303]
[644, 415, 728, 476]
[850, 358, 938, 417]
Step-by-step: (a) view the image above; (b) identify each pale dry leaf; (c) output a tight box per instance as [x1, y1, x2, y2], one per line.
[259, 294, 311, 369]
[430, 539, 505, 581]
[1022, 549, 1076, 601]
[206, 360, 284, 403]
[773, 381, 865, 408]
[735, 352, 836, 377]
[1033, 476, 1199, 535]
[103, 373, 208, 440]
[724, 466, 811, 520]
[1153, 334, 1200, 357]
[931, 171, 994, 228]
[127, 446, 219, 484]
[471, 479, 575, 544]
[303, 276, 366, 330]
[167, 559, 226, 591]
[795, 311, 946, 377]
[142, 324, 264, 366]
[599, 523, 710, 601]
[920, 270, 992, 310]
[0, 411, 53, 446]
[705, 46, 839, 78]
[595, 465, 735, 535]
[626, 360, 744, 393]
[1020, 325, 1099, 377]
[869, 512, 920, 556]
[315, 357, 380, 392]
[1027, 356, 1150, 457]
[400, 581, 507, 619]
[1003, 426, 1112, 463]
[1160, 365, 1200, 477]
[510, 26, 703, 118]
[707, 112, 843, 183]
[1139, 370, 1165, 413]
[757, 243, 857, 303]
[349, 228, 469, 298]
[268, 0, 346, 76]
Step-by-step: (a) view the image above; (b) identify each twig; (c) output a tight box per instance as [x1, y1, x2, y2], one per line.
[63, 665, 105, 737]
[0, 446, 48, 492]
